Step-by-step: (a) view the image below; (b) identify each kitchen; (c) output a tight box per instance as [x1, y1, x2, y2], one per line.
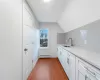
[0, 0, 100, 80]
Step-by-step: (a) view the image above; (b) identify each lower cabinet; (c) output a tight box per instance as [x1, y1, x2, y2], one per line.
[76, 57, 100, 80]
[58, 46, 100, 80]
[57, 47, 62, 63]
[57, 47, 76, 80]
[69, 53, 76, 80]
[76, 57, 87, 80]
[62, 49, 70, 77]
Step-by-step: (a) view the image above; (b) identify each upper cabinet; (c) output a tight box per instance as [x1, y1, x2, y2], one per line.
[58, 0, 100, 32]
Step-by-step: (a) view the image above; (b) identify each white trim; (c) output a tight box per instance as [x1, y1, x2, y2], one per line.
[32, 58, 38, 68]
[39, 47, 49, 49]
[39, 28, 49, 49]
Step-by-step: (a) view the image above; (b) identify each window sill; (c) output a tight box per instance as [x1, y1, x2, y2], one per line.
[39, 47, 49, 49]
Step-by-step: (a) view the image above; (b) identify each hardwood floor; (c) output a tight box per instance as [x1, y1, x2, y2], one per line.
[28, 58, 68, 80]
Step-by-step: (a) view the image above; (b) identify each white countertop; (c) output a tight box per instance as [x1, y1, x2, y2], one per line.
[59, 45, 100, 70]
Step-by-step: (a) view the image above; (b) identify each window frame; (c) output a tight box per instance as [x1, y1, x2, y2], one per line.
[39, 28, 49, 49]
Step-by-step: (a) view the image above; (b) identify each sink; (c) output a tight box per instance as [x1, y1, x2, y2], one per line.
[64, 45, 71, 47]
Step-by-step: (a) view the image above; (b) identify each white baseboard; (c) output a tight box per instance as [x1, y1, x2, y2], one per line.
[32, 58, 38, 68]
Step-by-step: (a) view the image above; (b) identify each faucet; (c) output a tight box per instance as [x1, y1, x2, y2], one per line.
[67, 38, 73, 46]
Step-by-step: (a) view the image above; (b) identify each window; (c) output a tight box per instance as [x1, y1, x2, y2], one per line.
[40, 29, 49, 48]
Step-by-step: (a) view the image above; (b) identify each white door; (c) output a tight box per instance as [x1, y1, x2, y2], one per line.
[23, 4, 35, 80]
[23, 25, 33, 80]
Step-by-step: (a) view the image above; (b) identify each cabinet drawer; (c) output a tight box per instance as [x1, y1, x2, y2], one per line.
[78, 60, 87, 75]
[77, 58, 100, 80]
[57, 46, 62, 52]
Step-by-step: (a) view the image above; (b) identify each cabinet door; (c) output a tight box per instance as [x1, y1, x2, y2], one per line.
[59, 48, 65, 67]
[57, 47, 60, 59]
[76, 58, 87, 80]
[58, 48, 70, 78]
[85, 74, 97, 80]
[76, 57, 100, 80]
[69, 53, 75, 80]
[57, 47, 62, 63]
[62, 49, 70, 77]
[78, 72, 85, 80]
[77, 63, 86, 80]
[85, 68, 100, 80]
[59, 51, 63, 65]
[61, 49, 66, 69]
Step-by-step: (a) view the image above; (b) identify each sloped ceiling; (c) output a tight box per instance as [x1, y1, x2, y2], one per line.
[26, 0, 67, 22]
[26, 0, 100, 32]
[58, 0, 100, 32]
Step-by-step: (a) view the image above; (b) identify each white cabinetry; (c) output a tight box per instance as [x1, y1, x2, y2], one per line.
[76, 57, 100, 80]
[63, 49, 70, 77]
[57, 46, 100, 80]
[57, 46, 76, 80]
[76, 57, 87, 80]
[57, 47, 63, 64]
[69, 53, 76, 80]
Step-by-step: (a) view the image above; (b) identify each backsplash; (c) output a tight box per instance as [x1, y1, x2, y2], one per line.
[65, 19, 100, 53]
[57, 33, 66, 44]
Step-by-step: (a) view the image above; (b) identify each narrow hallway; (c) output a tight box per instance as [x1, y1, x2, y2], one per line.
[28, 58, 68, 80]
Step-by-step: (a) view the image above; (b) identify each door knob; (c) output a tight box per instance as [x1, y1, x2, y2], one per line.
[24, 48, 28, 51]
[24, 48, 28, 55]
[67, 58, 69, 64]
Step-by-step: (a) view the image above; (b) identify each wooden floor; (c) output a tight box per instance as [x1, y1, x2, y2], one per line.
[28, 58, 68, 80]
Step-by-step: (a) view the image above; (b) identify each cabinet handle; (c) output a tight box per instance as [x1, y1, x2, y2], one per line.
[67, 58, 69, 64]
[84, 67, 96, 76]
[85, 75, 91, 80]
[85, 75, 87, 80]
[84, 67, 99, 80]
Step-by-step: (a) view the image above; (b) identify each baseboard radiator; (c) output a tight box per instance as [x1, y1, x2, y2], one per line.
[39, 55, 52, 58]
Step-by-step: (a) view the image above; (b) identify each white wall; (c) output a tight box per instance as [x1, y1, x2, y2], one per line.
[39, 23, 64, 57]
[0, 0, 22, 80]
[57, 33, 66, 44]
[0, 0, 39, 80]
[58, 0, 100, 32]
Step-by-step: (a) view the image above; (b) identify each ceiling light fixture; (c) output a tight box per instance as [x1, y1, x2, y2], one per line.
[43, 0, 51, 3]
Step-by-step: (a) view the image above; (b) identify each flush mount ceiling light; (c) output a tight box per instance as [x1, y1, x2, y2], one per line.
[43, 0, 51, 3]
